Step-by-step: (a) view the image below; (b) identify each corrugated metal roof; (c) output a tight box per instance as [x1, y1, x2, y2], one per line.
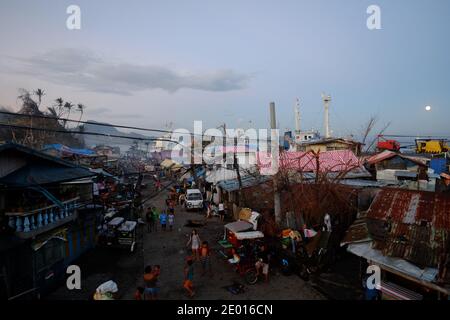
[366, 188, 450, 268]
[368, 189, 450, 229]
[217, 174, 271, 192]
[366, 151, 428, 167]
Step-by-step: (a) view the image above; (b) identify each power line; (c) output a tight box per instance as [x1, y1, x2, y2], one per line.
[0, 110, 271, 142]
[382, 134, 450, 139]
[0, 110, 173, 135]
[0, 122, 180, 144]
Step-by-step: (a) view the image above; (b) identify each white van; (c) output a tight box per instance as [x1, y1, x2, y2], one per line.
[185, 189, 203, 210]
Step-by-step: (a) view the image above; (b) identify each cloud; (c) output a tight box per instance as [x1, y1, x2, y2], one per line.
[8, 48, 251, 95]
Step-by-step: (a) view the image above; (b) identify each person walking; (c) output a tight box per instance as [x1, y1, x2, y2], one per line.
[218, 202, 225, 222]
[160, 210, 168, 231]
[186, 229, 201, 261]
[143, 265, 158, 300]
[168, 211, 175, 231]
[145, 207, 153, 233]
[151, 207, 159, 232]
[200, 241, 212, 276]
[183, 259, 195, 298]
[179, 193, 185, 207]
[205, 202, 212, 219]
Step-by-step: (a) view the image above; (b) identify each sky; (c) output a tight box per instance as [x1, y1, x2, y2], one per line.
[0, 0, 449, 140]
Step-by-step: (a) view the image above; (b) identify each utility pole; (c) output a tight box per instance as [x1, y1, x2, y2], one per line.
[190, 133, 198, 187]
[234, 135, 243, 190]
[270, 102, 282, 225]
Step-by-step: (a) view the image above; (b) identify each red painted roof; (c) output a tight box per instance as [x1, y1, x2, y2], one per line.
[257, 150, 361, 173]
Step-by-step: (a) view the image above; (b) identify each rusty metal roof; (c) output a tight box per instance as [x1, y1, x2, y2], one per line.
[367, 189, 450, 229]
[366, 188, 450, 268]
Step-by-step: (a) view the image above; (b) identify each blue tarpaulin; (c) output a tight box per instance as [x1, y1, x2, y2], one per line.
[430, 158, 447, 175]
[43, 144, 95, 156]
[187, 167, 206, 183]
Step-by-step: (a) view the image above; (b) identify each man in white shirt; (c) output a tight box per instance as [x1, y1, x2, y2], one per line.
[218, 202, 225, 222]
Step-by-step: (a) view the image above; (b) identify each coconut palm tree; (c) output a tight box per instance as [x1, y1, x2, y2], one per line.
[34, 89, 45, 106]
[47, 106, 58, 118]
[17, 89, 40, 115]
[76, 103, 86, 124]
[64, 101, 74, 118]
[54, 97, 65, 117]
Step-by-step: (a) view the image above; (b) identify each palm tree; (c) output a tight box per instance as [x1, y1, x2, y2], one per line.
[61, 101, 73, 128]
[76, 103, 86, 124]
[47, 106, 58, 118]
[17, 89, 40, 115]
[64, 101, 74, 118]
[34, 89, 45, 106]
[54, 97, 64, 117]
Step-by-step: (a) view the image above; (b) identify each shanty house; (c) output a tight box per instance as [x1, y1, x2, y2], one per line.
[365, 150, 439, 191]
[342, 188, 450, 299]
[0, 143, 98, 299]
[295, 138, 363, 156]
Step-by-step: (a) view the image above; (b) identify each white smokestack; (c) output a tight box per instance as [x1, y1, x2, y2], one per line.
[321, 93, 331, 138]
[294, 98, 301, 133]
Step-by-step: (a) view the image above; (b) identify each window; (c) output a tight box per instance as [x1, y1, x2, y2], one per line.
[187, 193, 202, 201]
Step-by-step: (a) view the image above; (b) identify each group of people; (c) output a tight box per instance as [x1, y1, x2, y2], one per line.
[134, 229, 212, 299]
[145, 203, 175, 232]
[183, 229, 213, 297]
[135, 265, 161, 300]
[227, 242, 271, 283]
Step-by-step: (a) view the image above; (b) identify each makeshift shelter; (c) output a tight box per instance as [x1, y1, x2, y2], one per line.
[342, 188, 450, 299]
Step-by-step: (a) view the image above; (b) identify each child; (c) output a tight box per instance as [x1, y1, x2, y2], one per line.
[134, 286, 144, 300]
[159, 210, 167, 231]
[228, 248, 240, 265]
[151, 207, 159, 232]
[145, 207, 153, 233]
[179, 193, 185, 206]
[186, 229, 201, 260]
[200, 241, 212, 276]
[183, 259, 195, 298]
[218, 202, 225, 222]
[168, 211, 175, 231]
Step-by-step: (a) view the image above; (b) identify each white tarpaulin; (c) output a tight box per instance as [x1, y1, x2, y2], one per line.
[225, 220, 253, 233]
[235, 231, 264, 240]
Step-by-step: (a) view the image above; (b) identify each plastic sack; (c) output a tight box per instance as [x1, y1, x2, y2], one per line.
[96, 280, 118, 294]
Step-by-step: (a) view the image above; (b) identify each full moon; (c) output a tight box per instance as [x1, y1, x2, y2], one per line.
[425, 105, 432, 111]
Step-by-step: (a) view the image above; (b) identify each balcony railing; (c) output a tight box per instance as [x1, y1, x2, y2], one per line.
[5, 197, 80, 238]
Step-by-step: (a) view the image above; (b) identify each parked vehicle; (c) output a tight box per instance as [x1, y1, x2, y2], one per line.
[377, 136, 400, 151]
[218, 220, 266, 285]
[184, 189, 203, 210]
[415, 139, 450, 154]
[98, 217, 137, 252]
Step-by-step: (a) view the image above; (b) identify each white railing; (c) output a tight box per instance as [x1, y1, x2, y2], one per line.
[6, 197, 80, 233]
